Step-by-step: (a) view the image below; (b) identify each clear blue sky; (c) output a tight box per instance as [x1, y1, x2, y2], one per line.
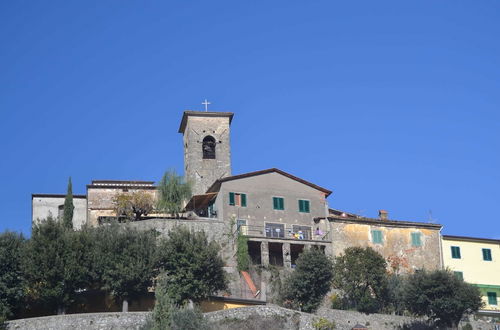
[1, 1, 499, 238]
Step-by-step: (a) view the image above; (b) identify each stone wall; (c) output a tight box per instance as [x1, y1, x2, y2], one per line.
[7, 312, 150, 330]
[8, 306, 497, 330]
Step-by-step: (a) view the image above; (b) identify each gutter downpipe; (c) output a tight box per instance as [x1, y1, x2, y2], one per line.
[438, 227, 444, 270]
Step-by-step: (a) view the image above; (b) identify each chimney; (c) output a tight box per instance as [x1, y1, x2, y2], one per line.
[378, 210, 388, 220]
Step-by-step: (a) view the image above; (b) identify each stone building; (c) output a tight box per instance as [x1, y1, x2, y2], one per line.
[324, 210, 443, 273]
[185, 168, 333, 268]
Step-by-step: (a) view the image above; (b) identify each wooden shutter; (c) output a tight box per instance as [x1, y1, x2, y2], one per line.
[241, 193, 247, 207]
[229, 192, 235, 205]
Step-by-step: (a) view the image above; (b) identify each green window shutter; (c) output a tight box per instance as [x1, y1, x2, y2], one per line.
[483, 248, 492, 261]
[241, 194, 247, 207]
[487, 292, 497, 305]
[411, 233, 422, 247]
[229, 192, 235, 206]
[453, 271, 464, 280]
[372, 230, 383, 244]
[298, 200, 310, 213]
[451, 246, 461, 259]
[274, 197, 284, 210]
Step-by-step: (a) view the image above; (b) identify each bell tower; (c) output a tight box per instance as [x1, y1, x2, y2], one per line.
[178, 111, 233, 196]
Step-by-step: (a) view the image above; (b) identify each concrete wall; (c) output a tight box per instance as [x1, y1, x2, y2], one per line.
[32, 195, 87, 230]
[442, 237, 500, 311]
[182, 114, 232, 196]
[330, 220, 442, 273]
[215, 172, 330, 238]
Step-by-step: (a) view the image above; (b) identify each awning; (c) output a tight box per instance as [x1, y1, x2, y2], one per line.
[184, 192, 218, 211]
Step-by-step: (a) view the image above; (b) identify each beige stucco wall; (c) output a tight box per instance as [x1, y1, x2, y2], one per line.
[330, 220, 442, 273]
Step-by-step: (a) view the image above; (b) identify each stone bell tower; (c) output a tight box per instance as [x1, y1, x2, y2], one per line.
[178, 111, 233, 196]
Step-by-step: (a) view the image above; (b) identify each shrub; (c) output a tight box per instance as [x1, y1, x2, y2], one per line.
[313, 317, 336, 330]
[170, 305, 210, 330]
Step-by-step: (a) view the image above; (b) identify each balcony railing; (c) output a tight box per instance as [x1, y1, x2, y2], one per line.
[238, 224, 331, 242]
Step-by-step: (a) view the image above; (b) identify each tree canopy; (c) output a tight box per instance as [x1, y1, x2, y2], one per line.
[403, 269, 483, 328]
[22, 217, 91, 314]
[156, 170, 192, 217]
[332, 246, 389, 313]
[156, 226, 227, 305]
[281, 248, 334, 313]
[0, 231, 25, 320]
[113, 191, 154, 221]
[92, 223, 158, 311]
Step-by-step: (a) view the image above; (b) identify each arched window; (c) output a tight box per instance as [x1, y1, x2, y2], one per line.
[202, 135, 216, 159]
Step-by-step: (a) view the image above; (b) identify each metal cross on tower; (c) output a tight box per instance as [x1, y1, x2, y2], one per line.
[202, 99, 211, 112]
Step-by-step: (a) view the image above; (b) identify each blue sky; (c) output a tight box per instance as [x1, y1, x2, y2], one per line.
[1, 1, 499, 237]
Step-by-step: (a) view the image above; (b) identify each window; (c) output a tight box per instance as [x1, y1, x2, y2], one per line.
[265, 223, 284, 238]
[202, 136, 216, 159]
[229, 192, 247, 207]
[453, 271, 464, 280]
[298, 200, 310, 213]
[482, 248, 492, 261]
[292, 225, 312, 240]
[273, 197, 284, 210]
[371, 230, 383, 244]
[451, 246, 461, 259]
[411, 232, 422, 247]
[487, 292, 498, 305]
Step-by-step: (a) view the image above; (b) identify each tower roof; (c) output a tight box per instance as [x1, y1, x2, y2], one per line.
[178, 110, 234, 133]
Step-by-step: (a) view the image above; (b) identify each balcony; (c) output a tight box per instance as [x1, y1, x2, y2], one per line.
[238, 224, 331, 242]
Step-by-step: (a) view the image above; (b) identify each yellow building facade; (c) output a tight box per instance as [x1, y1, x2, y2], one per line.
[442, 235, 500, 313]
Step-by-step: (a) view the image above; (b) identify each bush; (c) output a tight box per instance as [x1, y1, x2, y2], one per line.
[280, 248, 333, 313]
[0, 231, 25, 320]
[313, 317, 336, 330]
[170, 305, 210, 330]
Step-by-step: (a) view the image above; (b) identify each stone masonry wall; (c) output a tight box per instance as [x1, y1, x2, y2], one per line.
[7, 306, 497, 330]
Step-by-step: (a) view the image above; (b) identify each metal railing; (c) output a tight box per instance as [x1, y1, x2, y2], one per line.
[238, 224, 331, 241]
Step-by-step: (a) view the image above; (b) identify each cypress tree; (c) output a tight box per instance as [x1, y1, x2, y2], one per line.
[63, 177, 74, 229]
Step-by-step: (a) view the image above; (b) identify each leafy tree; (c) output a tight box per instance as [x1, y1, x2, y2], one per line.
[62, 177, 74, 229]
[156, 226, 227, 305]
[23, 217, 92, 314]
[332, 246, 388, 313]
[281, 248, 334, 313]
[92, 223, 158, 312]
[0, 231, 26, 320]
[113, 191, 154, 221]
[403, 269, 483, 328]
[157, 170, 192, 218]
